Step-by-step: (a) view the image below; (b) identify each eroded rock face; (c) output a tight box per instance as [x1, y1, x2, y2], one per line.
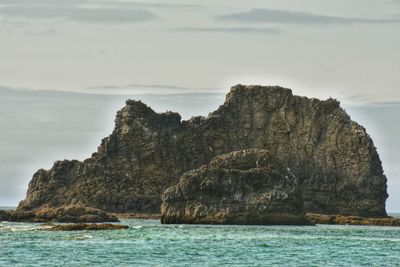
[161, 149, 310, 225]
[18, 85, 388, 217]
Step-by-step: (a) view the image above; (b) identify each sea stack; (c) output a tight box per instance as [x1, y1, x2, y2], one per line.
[17, 85, 388, 220]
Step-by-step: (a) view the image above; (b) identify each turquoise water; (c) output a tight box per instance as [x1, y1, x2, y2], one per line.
[1, 219, 399, 266]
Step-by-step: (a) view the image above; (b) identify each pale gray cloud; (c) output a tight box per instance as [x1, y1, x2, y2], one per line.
[174, 27, 282, 34]
[0, 2, 158, 23]
[218, 8, 400, 25]
[0, 0, 199, 8]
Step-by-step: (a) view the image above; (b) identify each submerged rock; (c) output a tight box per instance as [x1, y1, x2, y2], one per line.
[45, 223, 129, 231]
[18, 85, 388, 217]
[161, 149, 310, 225]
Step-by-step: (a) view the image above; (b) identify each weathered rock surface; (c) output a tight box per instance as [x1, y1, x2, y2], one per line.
[45, 223, 129, 231]
[18, 85, 388, 217]
[1, 205, 118, 223]
[161, 149, 310, 225]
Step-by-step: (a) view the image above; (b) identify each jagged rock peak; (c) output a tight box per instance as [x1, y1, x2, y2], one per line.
[228, 84, 293, 97]
[116, 99, 181, 127]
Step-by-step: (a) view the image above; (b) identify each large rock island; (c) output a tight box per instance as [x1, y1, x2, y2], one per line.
[16, 85, 388, 221]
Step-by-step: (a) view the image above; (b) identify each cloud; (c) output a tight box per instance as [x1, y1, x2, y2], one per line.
[217, 8, 400, 25]
[96, 1, 201, 9]
[0, 2, 158, 23]
[174, 27, 282, 34]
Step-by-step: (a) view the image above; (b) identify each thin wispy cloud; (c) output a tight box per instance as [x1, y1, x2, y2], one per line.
[218, 8, 400, 25]
[0, 2, 158, 23]
[175, 27, 282, 34]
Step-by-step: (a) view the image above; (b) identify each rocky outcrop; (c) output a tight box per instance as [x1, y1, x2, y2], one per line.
[18, 85, 388, 217]
[306, 213, 400, 226]
[0, 210, 36, 222]
[161, 149, 310, 225]
[0, 205, 118, 223]
[45, 223, 129, 231]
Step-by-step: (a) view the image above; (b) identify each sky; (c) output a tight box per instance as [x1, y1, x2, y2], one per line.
[0, 0, 399, 212]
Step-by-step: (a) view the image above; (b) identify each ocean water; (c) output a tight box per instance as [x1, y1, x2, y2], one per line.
[0, 219, 399, 267]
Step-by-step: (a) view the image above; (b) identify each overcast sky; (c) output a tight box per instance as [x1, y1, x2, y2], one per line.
[0, 0, 399, 212]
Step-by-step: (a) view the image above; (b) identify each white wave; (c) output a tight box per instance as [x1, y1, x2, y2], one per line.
[9, 226, 38, 232]
[0, 222, 41, 232]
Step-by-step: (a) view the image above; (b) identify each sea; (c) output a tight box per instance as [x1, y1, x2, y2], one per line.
[1, 210, 399, 266]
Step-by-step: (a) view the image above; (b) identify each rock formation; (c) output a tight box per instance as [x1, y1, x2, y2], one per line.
[18, 85, 388, 218]
[0, 205, 118, 223]
[161, 149, 310, 225]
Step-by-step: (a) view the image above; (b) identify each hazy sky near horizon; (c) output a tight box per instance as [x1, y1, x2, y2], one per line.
[0, 0, 400, 211]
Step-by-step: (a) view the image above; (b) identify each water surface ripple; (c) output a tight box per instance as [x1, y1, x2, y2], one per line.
[1, 219, 399, 266]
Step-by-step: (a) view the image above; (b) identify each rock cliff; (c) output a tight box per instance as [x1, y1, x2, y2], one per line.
[18, 85, 388, 217]
[161, 149, 310, 225]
